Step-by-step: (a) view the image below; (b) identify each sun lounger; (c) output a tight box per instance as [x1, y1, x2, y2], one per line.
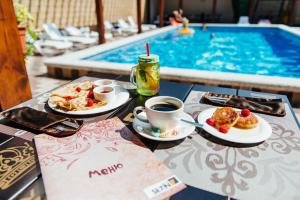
[85, 29, 113, 40]
[104, 20, 123, 36]
[43, 23, 97, 47]
[65, 26, 83, 37]
[127, 16, 156, 31]
[117, 19, 138, 34]
[65, 26, 89, 37]
[238, 16, 250, 24]
[33, 40, 73, 56]
[65, 26, 113, 40]
[258, 19, 271, 25]
[66, 26, 96, 38]
[90, 31, 113, 40]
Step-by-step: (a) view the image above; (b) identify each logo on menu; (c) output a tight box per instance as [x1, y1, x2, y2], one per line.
[144, 175, 182, 198]
[88, 163, 123, 178]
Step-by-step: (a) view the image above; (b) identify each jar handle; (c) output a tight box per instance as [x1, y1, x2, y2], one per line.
[130, 65, 137, 87]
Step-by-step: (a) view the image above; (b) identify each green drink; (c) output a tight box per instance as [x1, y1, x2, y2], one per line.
[130, 54, 160, 96]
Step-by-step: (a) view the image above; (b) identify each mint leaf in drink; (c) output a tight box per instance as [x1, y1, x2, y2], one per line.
[139, 70, 147, 82]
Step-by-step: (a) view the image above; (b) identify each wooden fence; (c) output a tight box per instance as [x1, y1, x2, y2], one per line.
[15, 0, 146, 29]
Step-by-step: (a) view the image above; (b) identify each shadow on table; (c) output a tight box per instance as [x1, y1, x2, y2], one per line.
[155, 139, 186, 150]
[116, 126, 151, 149]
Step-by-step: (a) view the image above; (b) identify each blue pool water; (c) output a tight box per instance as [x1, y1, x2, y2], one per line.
[84, 27, 300, 78]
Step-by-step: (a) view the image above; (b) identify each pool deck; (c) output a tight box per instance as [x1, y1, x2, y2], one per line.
[45, 24, 300, 94]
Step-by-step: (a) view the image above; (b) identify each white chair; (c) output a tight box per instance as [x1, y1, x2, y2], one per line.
[43, 23, 97, 47]
[117, 19, 138, 34]
[238, 16, 250, 24]
[127, 16, 156, 31]
[33, 40, 73, 56]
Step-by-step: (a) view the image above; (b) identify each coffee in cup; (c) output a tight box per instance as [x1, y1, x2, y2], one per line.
[133, 96, 184, 133]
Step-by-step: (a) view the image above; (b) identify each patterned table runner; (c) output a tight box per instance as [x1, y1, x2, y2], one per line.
[154, 90, 300, 200]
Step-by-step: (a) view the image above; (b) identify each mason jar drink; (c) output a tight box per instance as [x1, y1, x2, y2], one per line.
[130, 54, 160, 96]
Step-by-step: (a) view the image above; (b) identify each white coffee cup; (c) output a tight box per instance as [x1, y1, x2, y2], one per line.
[133, 96, 184, 133]
[93, 86, 115, 102]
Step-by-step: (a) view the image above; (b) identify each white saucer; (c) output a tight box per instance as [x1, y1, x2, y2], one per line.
[133, 112, 195, 141]
[48, 86, 130, 115]
[197, 107, 273, 144]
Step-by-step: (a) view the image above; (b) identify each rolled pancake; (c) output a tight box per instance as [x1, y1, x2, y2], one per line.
[51, 81, 93, 97]
[49, 81, 107, 111]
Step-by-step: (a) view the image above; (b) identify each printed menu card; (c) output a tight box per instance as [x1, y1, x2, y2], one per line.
[34, 117, 185, 200]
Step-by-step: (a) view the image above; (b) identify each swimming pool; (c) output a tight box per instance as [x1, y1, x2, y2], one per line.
[45, 24, 300, 94]
[84, 26, 300, 78]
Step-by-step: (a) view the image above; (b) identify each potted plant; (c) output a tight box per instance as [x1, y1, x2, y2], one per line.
[14, 2, 39, 58]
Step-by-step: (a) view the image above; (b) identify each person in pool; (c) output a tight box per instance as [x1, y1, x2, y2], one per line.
[202, 23, 207, 31]
[210, 33, 216, 39]
[169, 9, 184, 25]
[178, 18, 194, 35]
[179, 9, 184, 18]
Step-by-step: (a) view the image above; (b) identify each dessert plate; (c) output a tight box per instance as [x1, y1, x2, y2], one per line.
[197, 107, 272, 144]
[133, 112, 195, 141]
[48, 86, 130, 115]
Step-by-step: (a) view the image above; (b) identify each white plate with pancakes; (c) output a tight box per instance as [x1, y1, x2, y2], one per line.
[197, 107, 272, 144]
[47, 81, 130, 115]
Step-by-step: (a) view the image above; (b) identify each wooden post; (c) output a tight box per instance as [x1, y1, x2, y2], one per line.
[277, 0, 285, 23]
[253, 0, 260, 20]
[248, 0, 256, 22]
[95, 0, 105, 44]
[288, 0, 297, 25]
[0, 0, 32, 110]
[212, 0, 217, 21]
[178, 0, 183, 10]
[137, 0, 142, 33]
[159, 0, 164, 27]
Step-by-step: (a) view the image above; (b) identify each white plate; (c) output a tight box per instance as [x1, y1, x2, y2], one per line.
[48, 86, 130, 115]
[133, 112, 195, 141]
[197, 107, 272, 144]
